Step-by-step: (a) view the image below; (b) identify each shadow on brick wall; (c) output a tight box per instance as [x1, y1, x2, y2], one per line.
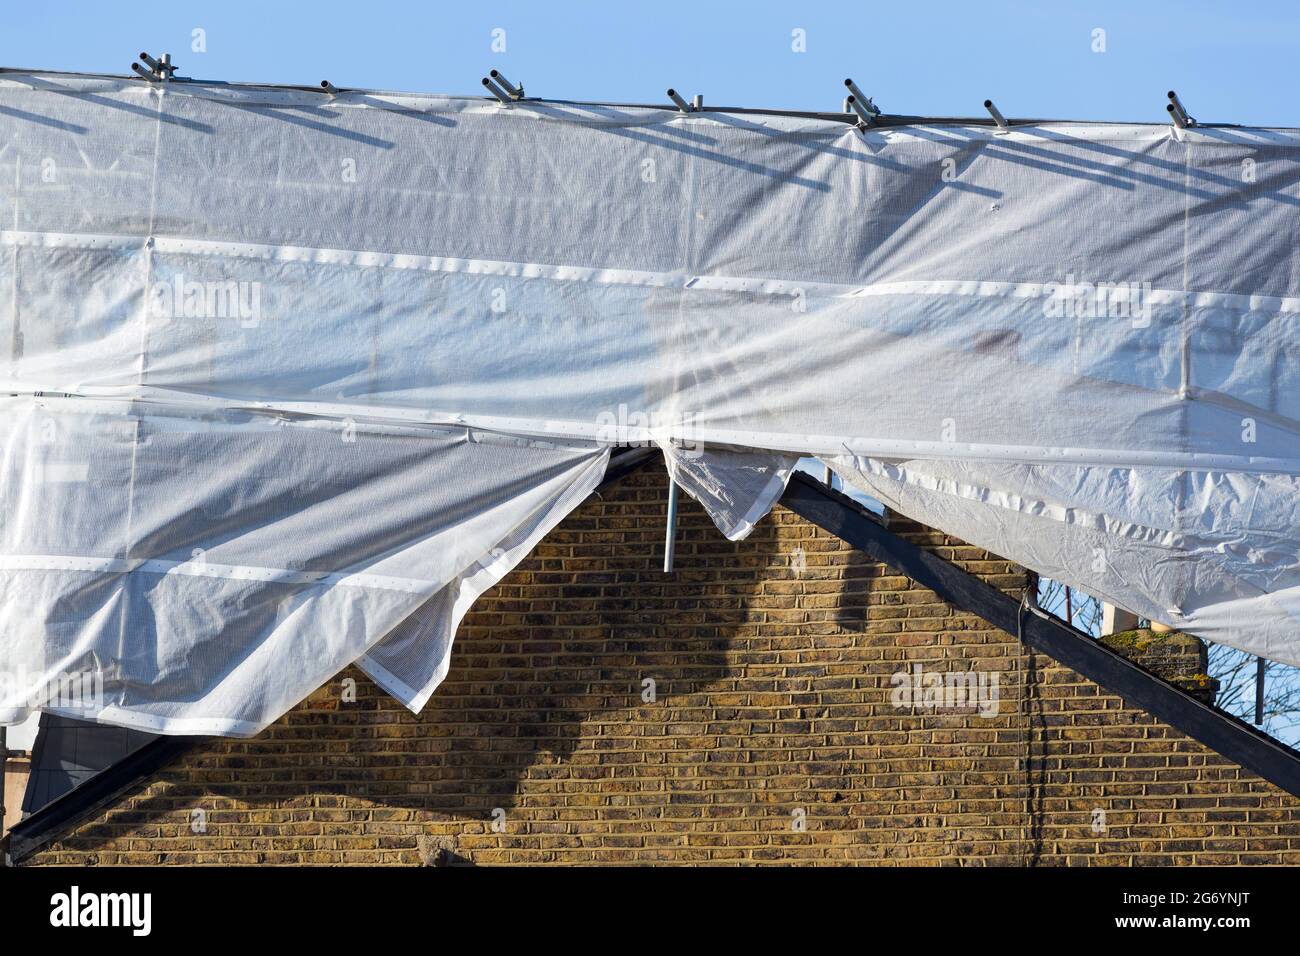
[46, 471, 904, 864]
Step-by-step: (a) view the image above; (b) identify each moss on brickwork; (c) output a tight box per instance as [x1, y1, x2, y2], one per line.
[1098, 628, 1219, 705]
[1099, 627, 1200, 653]
[1099, 627, 1159, 651]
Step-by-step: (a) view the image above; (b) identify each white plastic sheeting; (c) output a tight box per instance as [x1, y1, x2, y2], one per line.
[2, 71, 1299, 733]
[660, 442, 800, 541]
[827, 457, 1300, 666]
[0, 397, 608, 733]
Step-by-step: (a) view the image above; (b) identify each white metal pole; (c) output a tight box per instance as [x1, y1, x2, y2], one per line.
[664, 481, 679, 573]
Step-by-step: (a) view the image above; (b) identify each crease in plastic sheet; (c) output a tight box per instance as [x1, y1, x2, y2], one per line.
[357, 447, 608, 713]
[2, 71, 1300, 734]
[0, 395, 609, 735]
[827, 456, 1300, 668]
[659, 442, 799, 541]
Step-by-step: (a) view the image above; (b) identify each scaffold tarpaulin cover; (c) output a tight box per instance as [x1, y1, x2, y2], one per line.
[2, 70, 1299, 734]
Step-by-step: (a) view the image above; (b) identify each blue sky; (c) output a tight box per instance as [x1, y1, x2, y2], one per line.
[2, 0, 1299, 127]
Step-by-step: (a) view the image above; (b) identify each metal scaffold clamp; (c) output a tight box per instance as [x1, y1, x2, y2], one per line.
[843, 78, 880, 129]
[667, 89, 704, 113]
[490, 70, 524, 99]
[1167, 90, 1197, 129]
[984, 98, 1010, 133]
[131, 52, 177, 82]
[483, 69, 525, 104]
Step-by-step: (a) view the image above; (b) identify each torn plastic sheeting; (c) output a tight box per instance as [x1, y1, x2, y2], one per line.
[0, 394, 609, 735]
[2, 71, 1300, 733]
[670, 443, 1300, 670]
[659, 442, 800, 541]
[357, 446, 608, 713]
[826, 456, 1300, 668]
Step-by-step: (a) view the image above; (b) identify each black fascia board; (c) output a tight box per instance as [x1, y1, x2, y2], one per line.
[780, 470, 1300, 799]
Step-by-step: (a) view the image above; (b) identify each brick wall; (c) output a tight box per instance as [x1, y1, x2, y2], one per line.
[24, 468, 1300, 865]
